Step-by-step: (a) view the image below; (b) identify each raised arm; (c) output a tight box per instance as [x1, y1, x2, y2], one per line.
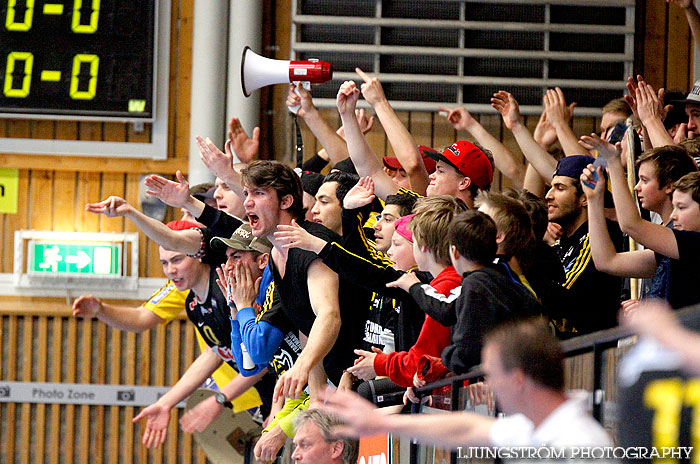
[228, 116, 260, 164]
[196, 136, 246, 198]
[635, 79, 675, 148]
[144, 171, 207, 220]
[287, 83, 350, 163]
[85, 196, 201, 254]
[543, 88, 585, 156]
[357, 68, 430, 195]
[491, 91, 558, 179]
[336, 80, 400, 199]
[440, 105, 525, 188]
[579, 134, 679, 258]
[72, 296, 164, 332]
[581, 165, 657, 278]
[273, 259, 341, 401]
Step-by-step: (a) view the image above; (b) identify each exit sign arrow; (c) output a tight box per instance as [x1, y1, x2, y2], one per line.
[65, 250, 91, 270]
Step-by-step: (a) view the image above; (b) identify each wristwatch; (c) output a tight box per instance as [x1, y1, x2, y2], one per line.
[214, 392, 233, 409]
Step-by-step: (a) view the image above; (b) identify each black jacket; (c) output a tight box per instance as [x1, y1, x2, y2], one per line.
[409, 265, 542, 374]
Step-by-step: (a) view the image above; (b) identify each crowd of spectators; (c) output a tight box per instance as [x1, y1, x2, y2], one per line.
[71, 1, 700, 461]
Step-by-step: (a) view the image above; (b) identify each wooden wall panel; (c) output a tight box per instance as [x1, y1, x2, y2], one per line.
[0, 310, 197, 463]
[642, 0, 694, 93]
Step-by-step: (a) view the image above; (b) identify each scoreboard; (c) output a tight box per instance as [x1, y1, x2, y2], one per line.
[0, 0, 157, 120]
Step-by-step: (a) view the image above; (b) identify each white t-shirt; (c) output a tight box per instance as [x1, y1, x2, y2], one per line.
[488, 392, 616, 464]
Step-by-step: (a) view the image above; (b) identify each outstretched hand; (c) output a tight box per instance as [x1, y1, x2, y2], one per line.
[356, 68, 387, 107]
[543, 87, 576, 127]
[386, 272, 421, 292]
[346, 347, 381, 381]
[343, 176, 376, 210]
[578, 133, 622, 162]
[72, 295, 103, 318]
[491, 91, 522, 130]
[196, 136, 234, 181]
[533, 109, 558, 147]
[274, 220, 326, 253]
[85, 196, 132, 217]
[337, 108, 375, 139]
[133, 402, 171, 448]
[228, 117, 260, 164]
[635, 79, 666, 125]
[144, 171, 190, 208]
[623, 299, 680, 340]
[179, 395, 223, 434]
[438, 106, 477, 132]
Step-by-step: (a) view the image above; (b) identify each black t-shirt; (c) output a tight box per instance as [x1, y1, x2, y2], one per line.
[551, 220, 623, 336]
[196, 204, 243, 238]
[256, 283, 303, 379]
[185, 262, 237, 368]
[270, 221, 369, 384]
[661, 229, 700, 309]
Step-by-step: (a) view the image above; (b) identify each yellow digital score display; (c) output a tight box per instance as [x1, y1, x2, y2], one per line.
[0, 0, 156, 119]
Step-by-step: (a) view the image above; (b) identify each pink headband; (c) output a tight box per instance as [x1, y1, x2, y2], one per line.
[393, 214, 416, 243]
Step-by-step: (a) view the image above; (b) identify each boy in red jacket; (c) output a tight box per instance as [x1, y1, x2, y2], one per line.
[348, 196, 465, 387]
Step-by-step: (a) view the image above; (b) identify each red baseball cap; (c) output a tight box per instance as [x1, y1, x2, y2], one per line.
[382, 146, 438, 174]
[426, 140, 493, 190]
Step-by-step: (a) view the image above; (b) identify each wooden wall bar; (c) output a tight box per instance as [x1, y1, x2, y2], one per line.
[0, 311, 208, 464]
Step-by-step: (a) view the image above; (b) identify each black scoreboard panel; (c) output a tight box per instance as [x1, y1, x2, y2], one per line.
[0, 0, 156, 119]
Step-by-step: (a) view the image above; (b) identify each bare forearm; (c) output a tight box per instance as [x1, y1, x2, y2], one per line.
[510, 123, 557, 179]
[588, 198, 654, 277]
[608, 160, 645, 236]
[686, 3, 700, 50]
[373, 101, 429, 194]
[523, 164, 547, 197]
[158, 349, 223, 409]
[466, 120, 524, 188]
[552, 122, 587, 156]
[220, 163, 246, 199]
[379, 412, 493, 448]
[97, 304, 163, 332]
[302, 109, 350, 162]
[642, 118, 675, 148]
[307, 363, 328, 398]
[340, 111, 399, 199]
[588, 198, 624, 275]
[220, 368, 267, 400]
[125, 208, 201, 254]
[298, 311, 340, 370]
[181, 196, 206, 220]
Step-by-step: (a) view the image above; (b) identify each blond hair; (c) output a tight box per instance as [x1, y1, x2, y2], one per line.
[409, 196, 468, 265]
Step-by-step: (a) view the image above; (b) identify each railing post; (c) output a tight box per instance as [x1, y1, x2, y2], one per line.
[592, 343, 605, 422]
[450, 378, 460, 464]
[410, 401, 422, 464]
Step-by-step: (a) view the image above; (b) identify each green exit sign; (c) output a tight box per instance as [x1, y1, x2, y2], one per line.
[29, 242, 122, 277]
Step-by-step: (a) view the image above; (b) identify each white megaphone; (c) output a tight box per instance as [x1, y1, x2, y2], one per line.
[241, 46, 333, 113]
